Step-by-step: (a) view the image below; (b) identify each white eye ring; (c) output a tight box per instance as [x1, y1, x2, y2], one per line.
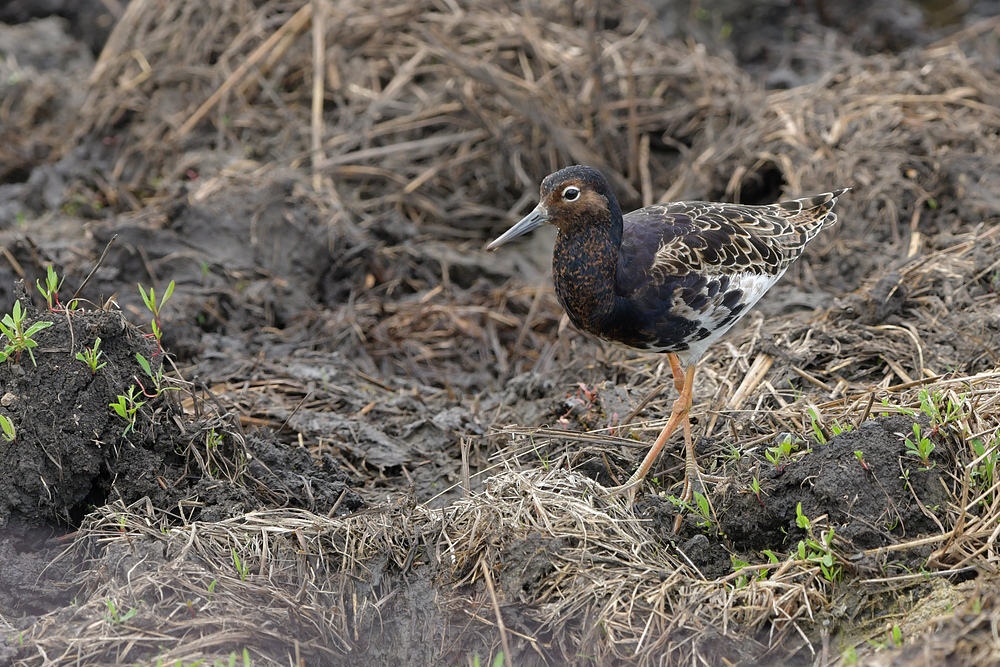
[562, 186, 581, 201]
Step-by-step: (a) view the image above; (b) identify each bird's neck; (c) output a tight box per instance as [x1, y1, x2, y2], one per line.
[552, 215, 622, 335]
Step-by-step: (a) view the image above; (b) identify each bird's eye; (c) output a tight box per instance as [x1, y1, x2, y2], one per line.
[562, 186, 581, 201]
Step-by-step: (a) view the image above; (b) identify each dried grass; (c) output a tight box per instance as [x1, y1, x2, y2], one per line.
[12, 0, 1000, 665]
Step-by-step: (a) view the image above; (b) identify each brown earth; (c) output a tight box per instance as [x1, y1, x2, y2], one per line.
[1, 1, 1000, 666]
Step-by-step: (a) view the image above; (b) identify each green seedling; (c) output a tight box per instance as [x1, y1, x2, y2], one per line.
[903, 423, 935, 467]
[103, 598, 137, 625]
[472, 651, 505, 667]
[917, 388, 965, 428]
[829, 418, 852, 438]
[795, 502, 811, 531]
[765, 435, 798, 469]
[0, 301, 53, 366]
[749, 476, 764, 506]
[232, 548, 249, 581]
[730, 554, 770, 590]
[206, 428, 224, 451]
[75, 337, 107, 373]
[667, 491, 714, 529]
[0, 415, 14, 443]
[854, 450, 870, 472]
[795, 502, 841, 583]
[138, 280, 175, 354]
[692, 491, 712, 527]
[135, 352, 177, 397]
[109, 385, 145, 435]
[807, 407, 827, 445]
[883, 396, 917, 418]
[971, 437, 998, 500]
[731, 555, 752, 589]
[35, 266, 74, 311]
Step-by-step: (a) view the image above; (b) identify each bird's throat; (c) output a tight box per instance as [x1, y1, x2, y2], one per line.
[552, 223, 619, 336]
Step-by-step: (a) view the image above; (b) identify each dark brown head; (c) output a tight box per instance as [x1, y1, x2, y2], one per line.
[486, 165, 623, 250]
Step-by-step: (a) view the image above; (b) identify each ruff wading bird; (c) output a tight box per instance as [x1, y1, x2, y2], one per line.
[487, 165, 847, 529]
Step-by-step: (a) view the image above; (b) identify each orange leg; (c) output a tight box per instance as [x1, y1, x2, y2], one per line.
[608, 353, 696, 503]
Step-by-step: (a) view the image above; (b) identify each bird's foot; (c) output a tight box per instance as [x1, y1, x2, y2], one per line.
[605, 477, 642, 504]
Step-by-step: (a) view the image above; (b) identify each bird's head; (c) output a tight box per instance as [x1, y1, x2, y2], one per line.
[486, 165, 619, 250]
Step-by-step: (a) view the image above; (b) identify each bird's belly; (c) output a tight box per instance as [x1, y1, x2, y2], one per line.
[603, 271, 782, 362]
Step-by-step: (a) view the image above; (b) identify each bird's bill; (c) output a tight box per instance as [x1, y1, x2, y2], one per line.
[485, 204, 549, 250]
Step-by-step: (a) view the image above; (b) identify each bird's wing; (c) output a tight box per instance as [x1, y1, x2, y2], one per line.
[617, 193, 844, 293]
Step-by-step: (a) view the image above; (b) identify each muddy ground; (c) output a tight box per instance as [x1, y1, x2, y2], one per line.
[1, 0, 1000, 665]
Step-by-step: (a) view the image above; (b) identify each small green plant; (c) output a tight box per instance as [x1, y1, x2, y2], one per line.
[795, 502, 811, 532]
[135, 352, 178, 397]
[829, 418, 852, 438]
[109, 385, 145, 435]
[666, 491, 713, 529]
[971, 437, 998, 499]
[206, 428, 224, 451]
[795, 502, 841, 583]
[854, 449, 870, 472]
[765, 435, 799, 469]
[0, 301, 53, 366]
[730, 554, 770, 590]
[0, 415, 15, 443]
[138, 280, 175, 354]
[75, 337, 107, 373]
[692, 491, 711, 528]
[889, 624, 903, 647]
[103, 598, 137, 625]
[232, 548, 249, 581]
[903, 423, 935, 467]
[471, 651, 505, 667]
[883, 396, 917, 418]
[749, 475, 764, 506]
[731, 555, 752, 589]
[807, 407, 827, 445]
[36, 266, 76, 311]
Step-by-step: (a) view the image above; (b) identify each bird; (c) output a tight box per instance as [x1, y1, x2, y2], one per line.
[487, 165, 848, 529]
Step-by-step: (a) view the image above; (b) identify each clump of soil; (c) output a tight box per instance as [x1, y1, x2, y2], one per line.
[719, 415, 950, 554]
[0, 290, 174, 529]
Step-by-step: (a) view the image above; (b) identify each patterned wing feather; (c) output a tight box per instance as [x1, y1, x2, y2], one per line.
[608, 189, 848, 360]
[618, 189, 848, 286]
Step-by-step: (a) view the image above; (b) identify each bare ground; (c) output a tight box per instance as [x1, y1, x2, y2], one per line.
[1, 1, 1000, 665]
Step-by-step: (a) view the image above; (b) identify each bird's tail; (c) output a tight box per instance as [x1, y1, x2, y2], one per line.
[777, 187, 850, 247]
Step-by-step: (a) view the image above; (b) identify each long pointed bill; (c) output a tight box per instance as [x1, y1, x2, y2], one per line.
[485, 203, 549, 250]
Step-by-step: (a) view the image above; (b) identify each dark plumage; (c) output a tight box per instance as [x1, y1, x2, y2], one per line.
[488, 165, 848, 528]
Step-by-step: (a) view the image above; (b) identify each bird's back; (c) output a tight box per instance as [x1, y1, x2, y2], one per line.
[619, 189, 848, 285]
[606, 189, 848, 361]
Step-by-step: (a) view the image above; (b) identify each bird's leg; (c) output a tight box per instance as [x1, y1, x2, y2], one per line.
[608, 354, 693, 500]
[673, 373, 698, 532]
[668, 352, 686, 394]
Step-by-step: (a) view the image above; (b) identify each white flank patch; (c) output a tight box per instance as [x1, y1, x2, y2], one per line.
[676, 271, 784, 364]
[730, 271, 783, 313]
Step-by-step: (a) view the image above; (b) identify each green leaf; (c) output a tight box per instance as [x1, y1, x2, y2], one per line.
[135, 353, 152, 377]
[795, 502, 811, 531]
[162, 280, 175, 306]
